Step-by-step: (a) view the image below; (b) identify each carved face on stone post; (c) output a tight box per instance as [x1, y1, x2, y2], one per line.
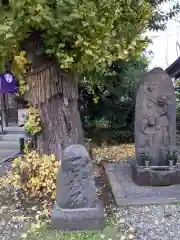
[157, 95, 168, 107]
[147, 84, 157, 93]
[147, 116, 156, 127]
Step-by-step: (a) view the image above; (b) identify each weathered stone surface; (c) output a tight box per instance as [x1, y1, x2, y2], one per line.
[130, 159, 180, 186]
[104, 162, 180, 206]
[52, 144, 104, 231]
[56, 144, 99, 209]
[52, 202, 104, 231]
[135, 68, 176, 166]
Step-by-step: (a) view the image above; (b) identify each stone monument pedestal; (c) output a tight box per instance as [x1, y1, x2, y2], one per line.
[130, 160, 180, 186]
[52, 201, 104, 231]
[51, 144, 104, 231]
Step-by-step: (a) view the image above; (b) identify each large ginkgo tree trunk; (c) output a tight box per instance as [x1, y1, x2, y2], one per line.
[23, 36, 84, 160]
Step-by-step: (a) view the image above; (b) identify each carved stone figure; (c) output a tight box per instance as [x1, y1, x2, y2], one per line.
[135, 68, 176, 166]
[52, 144, 104, 231]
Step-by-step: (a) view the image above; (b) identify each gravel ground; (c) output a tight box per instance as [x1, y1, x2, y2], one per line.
[112, 204, 180, 240]
[97, 162, 180, 240]
[97, 158, 180, 240]
[0, 161, 29, 240]
[1, 145, 180, 239]
[0, 160, 43, 240]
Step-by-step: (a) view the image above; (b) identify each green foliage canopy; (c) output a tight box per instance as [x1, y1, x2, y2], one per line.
[0, 0, 152, 73]
[148, 0, 180, 31]
[80, 55, 149, 132]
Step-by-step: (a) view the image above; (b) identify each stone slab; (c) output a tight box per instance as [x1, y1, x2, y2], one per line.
[104, 162, 180, 206]
[51, 202, 104, 231]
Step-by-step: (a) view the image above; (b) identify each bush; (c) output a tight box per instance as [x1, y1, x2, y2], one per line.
[79, 56, 148, 143]
[24, 107, 42, 136]
[9, 151, 60, 201]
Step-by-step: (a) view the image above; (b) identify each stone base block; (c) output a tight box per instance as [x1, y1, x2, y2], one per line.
[130, 160, 180, 186]
[51, 202, 104, 231]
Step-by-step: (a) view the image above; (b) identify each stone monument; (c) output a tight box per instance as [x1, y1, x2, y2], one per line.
[131, 68, 180, 186]
[51, 144, 104, 231]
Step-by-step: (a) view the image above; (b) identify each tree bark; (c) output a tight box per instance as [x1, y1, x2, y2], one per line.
[36, 77, 84, 160]
[22, 33, 84, 159]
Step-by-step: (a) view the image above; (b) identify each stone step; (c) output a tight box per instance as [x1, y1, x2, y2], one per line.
[3, 126, 25, 135]
[0, 149, 20, 164]
[0, 134, 26, 141]
[0, 141, 20, 149]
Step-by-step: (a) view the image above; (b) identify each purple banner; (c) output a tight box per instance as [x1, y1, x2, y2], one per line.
[0, 73, 18, 94]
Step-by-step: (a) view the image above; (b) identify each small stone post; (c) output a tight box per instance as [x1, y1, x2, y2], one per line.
[51, 144, 104, 231]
